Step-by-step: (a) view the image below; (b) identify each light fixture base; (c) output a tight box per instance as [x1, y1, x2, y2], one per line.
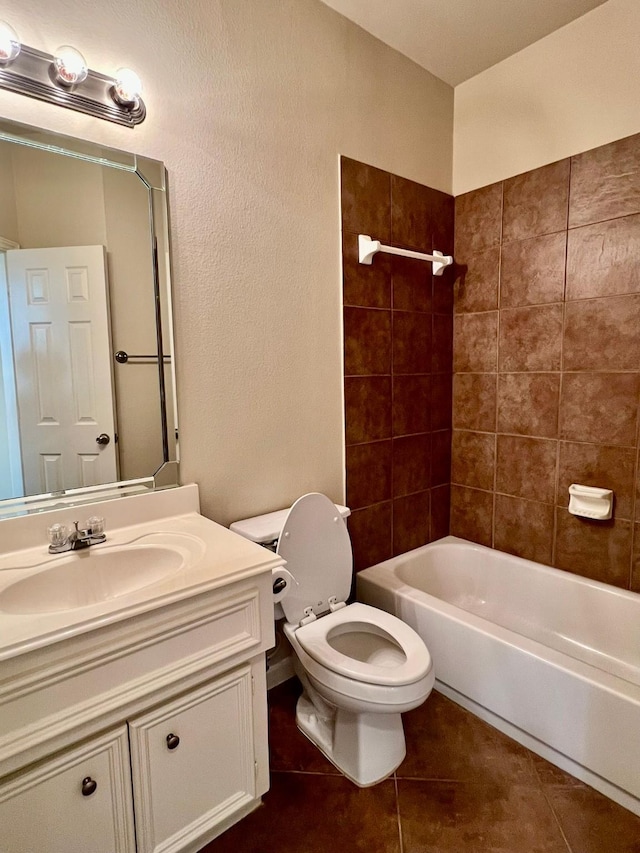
[0, 44, 145, 127]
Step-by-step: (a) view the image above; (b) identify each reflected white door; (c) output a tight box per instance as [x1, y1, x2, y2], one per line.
[0, 245, 23, 500]
[7, 246, 118, 494]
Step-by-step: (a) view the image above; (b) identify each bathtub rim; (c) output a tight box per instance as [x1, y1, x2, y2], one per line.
[358, 538, 640, 701]
[379, 535, 640, 607]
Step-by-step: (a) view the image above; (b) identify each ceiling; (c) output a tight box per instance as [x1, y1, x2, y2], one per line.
[319, 0, 609, 85]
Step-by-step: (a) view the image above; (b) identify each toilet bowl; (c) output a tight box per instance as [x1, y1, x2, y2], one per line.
[285, 602, 432, 708]
[233, 492, 434, 787]
[283, 600, 433, 787]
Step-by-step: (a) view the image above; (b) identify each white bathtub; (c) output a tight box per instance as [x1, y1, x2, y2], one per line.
[356, 536, 640, 816]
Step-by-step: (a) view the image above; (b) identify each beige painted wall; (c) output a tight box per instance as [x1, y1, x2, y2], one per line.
[0, 145, 19, 500]
[453, 0, 640, 194]
[0, 144, 18, 242]
[0, 0, 453, 525]
[12, 146, 107, 247]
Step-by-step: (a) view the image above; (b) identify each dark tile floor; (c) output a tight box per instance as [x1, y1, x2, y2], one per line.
[203, 678, 640, 853]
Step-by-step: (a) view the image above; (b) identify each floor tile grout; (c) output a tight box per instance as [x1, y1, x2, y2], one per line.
[393, 774, 404, 853]
[529, 749, 576, 853]
[270, 769, 341, 777]
[539, 785, 576, 853]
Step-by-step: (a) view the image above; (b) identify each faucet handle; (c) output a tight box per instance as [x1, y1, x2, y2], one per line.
[47, 523, 68, 548]
[86, 516, 106, 542]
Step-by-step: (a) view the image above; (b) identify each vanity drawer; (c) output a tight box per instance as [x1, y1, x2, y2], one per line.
[129, 665, 256, 853]
[0, 726, 135, 853]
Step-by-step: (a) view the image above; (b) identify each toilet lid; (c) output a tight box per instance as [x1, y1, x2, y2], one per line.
[276, 493, 352, 626]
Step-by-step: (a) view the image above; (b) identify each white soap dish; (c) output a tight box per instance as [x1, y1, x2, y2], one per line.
[568, 484, 613, 520]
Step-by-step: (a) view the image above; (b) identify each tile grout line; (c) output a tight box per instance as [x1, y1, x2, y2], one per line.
[538, 784, 576, 853]
[453, 368, 640, 375]
[389, 178, 396, 558]
[268, 769, 343, 777]
[491, 180, 505, 549]
[553, 194, 569, 565]
[449, 428, 638, 447]
[521, 749, 575, 853]
[630, 385, 640, 589]
[456, 292, 640, 312]
[393, 773, 404, 853]
[629, 146, 640, 586]
[390, 300, 396, 557]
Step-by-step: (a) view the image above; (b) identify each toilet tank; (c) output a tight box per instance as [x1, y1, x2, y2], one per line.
[230, 501, 350, 547]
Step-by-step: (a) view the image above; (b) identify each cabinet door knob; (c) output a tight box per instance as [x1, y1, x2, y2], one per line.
[166, 733, 180, 750]
[81, 776, 97, 796]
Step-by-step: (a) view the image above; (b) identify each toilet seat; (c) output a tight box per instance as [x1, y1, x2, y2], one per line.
[295, 602, 431, 687]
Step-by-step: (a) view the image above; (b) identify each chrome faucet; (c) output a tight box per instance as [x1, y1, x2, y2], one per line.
[68, 521, 93, 550]
[47, 517, 106, 554]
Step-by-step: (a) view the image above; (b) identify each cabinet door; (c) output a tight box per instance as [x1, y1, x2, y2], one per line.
[129, 665, 256, 853]
[0, 727, 135, 853]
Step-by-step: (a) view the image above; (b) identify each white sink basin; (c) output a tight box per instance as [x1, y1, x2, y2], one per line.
[0, 532, 205, 615]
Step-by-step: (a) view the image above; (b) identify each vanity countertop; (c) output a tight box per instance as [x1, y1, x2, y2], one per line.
[0, 486, 283, 662]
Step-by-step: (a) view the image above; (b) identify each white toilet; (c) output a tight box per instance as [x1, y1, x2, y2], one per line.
[232, 492, 434, 787]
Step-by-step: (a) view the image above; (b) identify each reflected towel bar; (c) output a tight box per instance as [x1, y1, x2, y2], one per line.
[114, 350, 171, 364]
[358, 234, 453, 276]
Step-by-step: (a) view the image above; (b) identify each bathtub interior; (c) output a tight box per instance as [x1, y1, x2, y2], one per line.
[388, 537, 640, 688]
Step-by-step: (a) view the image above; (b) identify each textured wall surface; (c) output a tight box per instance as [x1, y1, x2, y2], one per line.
[454, 0, 640, 194]
[341, 157, 454, 571]
[451, 132, 640, 591]
[2, 0, 453, 525]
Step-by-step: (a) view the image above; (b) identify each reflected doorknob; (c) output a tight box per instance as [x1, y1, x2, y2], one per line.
[96, 433, 111, 445]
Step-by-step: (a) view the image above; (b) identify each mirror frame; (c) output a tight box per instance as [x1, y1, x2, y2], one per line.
[0, 118, 179, 518]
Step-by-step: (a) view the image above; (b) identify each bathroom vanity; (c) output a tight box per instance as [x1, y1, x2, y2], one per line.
[0, 113, 278, 851]
[0, 485, 282, 853]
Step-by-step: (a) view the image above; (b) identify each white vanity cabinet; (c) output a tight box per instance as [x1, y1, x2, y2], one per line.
[0, 568, 276, 853]
[0, 727, 136, 853]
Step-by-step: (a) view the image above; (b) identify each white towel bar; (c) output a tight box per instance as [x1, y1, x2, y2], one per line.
[358, 234, 453, 276]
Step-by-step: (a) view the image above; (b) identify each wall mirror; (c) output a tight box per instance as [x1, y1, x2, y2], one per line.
[0, 117, 178, 517]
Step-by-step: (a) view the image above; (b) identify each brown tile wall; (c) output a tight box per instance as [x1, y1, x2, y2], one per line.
[341, 157, 454, 571]
[452, 133, 640, 591]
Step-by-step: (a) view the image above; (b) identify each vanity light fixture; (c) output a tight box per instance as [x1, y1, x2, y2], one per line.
[0, 23, 145, 127]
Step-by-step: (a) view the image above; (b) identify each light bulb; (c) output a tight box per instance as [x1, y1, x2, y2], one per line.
[112, 68, 142, 106]
[53, 45, 88, 86]
[0, 21, 20, 64]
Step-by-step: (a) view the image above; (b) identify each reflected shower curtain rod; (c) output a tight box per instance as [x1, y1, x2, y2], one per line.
[358, 234, 453, 276]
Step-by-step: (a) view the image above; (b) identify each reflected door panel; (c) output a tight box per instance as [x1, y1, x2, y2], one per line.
[7, 246, 118, 494]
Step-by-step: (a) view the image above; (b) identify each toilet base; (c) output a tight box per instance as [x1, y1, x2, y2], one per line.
[296, 692, 406, 787]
